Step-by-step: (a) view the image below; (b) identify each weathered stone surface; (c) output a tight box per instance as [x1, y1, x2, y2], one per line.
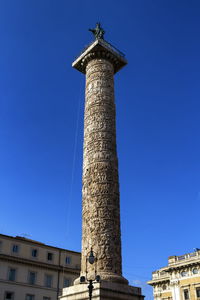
[80, 58, 126, 283]
[60, 282, 144, 300]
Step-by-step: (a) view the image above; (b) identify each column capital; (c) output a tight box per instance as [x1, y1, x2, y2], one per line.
[72, 39, 127, 74]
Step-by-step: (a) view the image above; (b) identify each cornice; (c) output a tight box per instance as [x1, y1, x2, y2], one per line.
[0, 279, 58, 292]
[0, 234, 80, 255]
[0, 253, 80, 275]
[168, 260, 200, 271]
[72, 39, 127, 74]
[147, 278, 170, 286]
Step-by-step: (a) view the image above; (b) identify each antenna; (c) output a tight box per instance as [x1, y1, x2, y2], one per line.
[20, 233, 32, 239]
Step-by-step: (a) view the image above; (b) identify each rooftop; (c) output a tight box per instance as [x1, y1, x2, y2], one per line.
[0, 233, 80, 254]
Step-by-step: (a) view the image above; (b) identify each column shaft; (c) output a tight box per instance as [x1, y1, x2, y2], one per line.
[81, 58, 124, 282]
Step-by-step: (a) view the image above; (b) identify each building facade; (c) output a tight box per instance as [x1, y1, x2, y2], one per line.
[148, 250, 200, 300]
[0, 234, 80, 300]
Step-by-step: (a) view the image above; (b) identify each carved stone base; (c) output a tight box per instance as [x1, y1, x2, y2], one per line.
[59, 281, 144, 300]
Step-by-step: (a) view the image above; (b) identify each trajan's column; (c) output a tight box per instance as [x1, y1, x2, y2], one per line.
[60, 24, 144, 300]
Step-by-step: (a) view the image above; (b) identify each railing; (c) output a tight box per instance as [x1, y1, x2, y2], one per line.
[178, 255, 186, 261]
[168, 251, 199, 265]
[177, 251, 198, 261]
[152, 271, 169, 279]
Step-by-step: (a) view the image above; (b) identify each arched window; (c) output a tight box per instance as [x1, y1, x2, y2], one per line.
[193, 268, 198, 274]
[181, 271, 188, 277]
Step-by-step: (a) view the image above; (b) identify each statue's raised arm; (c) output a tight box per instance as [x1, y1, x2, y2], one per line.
[89, 28, 96, 35]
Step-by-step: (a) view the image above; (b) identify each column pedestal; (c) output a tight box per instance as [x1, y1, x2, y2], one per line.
[59, 281, 144, 300]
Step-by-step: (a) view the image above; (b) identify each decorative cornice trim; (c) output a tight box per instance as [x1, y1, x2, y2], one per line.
[0, 254, 80, 275]
[168, 261, 200, 271]
[147, 278, 170, 286]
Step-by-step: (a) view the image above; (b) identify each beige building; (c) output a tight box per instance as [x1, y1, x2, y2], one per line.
[148, 250, 200, 300]
[0, 234, 81, 300]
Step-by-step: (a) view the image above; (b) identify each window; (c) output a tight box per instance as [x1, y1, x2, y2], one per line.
[44, 274, 53, 288]
[25, 295, 35, 300]
[160, 271, 166, 275]
[28, 271, 36, 285]
[196, 288, 200, 298]
[0, 241, 2, 252]
[193, 268, 198, 274]
[8, 268, 16, 281]
[181, 271, 188, 277]
[65, 256, 71, 264]
[31, 249, 38, 258]
[47, 252, 53, 261]
[4, 292, 14, 300]
[63, 277, 71, 287]
[43, 297, 51, 300]
[12, 245, 19, 253]
[183, 289, 189, 300]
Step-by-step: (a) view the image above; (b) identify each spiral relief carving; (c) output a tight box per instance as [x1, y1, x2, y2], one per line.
[81, 58, 127, 283]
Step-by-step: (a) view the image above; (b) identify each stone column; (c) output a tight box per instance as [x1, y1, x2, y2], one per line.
[81, 57, 124, 283]
[72, 39, 128, 285]
[60, 37, 144, 300]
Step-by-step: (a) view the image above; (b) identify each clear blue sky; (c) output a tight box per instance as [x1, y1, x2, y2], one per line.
[0, 1, 200, 299]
